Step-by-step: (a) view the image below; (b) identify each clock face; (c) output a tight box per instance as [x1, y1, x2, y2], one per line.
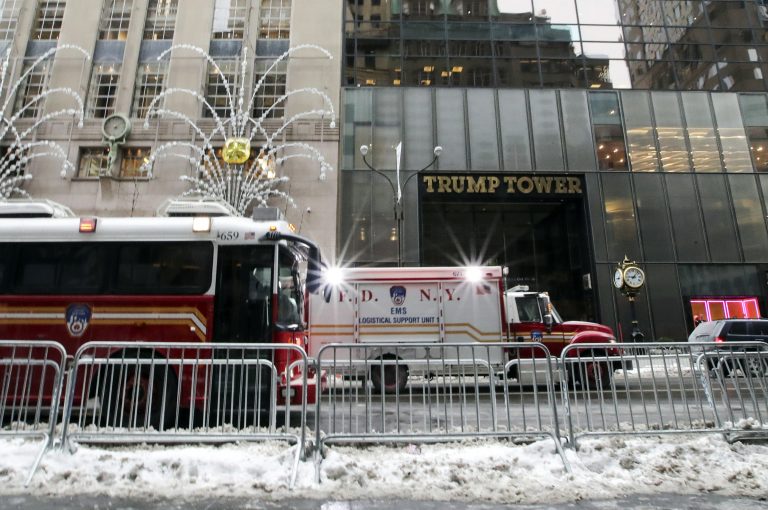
[102, 114, 130, 141]
[613, 268, 624, 289]
[623, 266, 646, 289]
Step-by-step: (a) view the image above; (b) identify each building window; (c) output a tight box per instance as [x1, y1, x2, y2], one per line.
[0, 0, 21, 41]
[143, 0, 177, 40]
[211, 0, 246, 40]
[204, 60, 237, 118]
[120, 147, 150, 178]
[746, 127, 768, 172]
[99, 0, 132, 40]
[252, 60, 286, 119]
[87, 64, 120, 118]
[132, 61, 167, 119]
[32, 1, 66, 40]
[259, 0, 291, 40]
[78, 147, 109, 177]
[14, 58, 52, 119]
[589, 92, 628, 171]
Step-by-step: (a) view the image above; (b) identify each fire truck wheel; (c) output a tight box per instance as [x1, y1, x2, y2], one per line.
[369, 356, 409, 394]
[569, 351, 612, 390]
[97, 360, 178, 431]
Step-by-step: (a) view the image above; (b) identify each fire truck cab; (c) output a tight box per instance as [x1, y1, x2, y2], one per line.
[505, 285, 627, 385]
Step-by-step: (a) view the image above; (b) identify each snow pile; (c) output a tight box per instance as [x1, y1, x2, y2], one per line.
[0, 435, 767, 504]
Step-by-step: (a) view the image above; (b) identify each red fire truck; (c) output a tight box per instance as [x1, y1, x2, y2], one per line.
[0, 200, 324, 424]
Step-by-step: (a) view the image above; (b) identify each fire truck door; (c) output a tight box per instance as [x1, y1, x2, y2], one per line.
[214, 245, 274, 342]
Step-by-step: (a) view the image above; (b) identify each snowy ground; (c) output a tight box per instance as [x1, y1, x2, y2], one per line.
[1, 433, 768, 505]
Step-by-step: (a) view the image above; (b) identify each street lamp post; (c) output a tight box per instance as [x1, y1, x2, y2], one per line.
[360, 144, 442, 266]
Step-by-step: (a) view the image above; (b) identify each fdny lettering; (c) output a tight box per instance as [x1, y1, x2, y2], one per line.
[423, 175, 582, 195]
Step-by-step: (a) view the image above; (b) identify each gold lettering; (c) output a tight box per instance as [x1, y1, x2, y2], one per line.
[423, 175, 437, 193]
[487, 176, 500, 193]
[533, 176, 553, 193]
[555, 177, 567, 193]
[467, 176, 487, 193]
[517, 176, 534, 194]
[567, 177, 582, 194]
[504, 176, 517, 193]
[437, 176, 452, 193]
[451, 175, 466, 193]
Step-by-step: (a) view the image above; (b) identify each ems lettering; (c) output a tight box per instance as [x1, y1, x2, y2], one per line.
[391, 307, 407, 315]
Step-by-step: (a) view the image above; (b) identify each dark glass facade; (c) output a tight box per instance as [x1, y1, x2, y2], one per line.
[345, 0, 768, 91]
[339, 1, 768, 341]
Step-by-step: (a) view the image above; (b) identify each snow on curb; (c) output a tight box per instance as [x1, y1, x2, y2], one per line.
[0, 435, 766, 504]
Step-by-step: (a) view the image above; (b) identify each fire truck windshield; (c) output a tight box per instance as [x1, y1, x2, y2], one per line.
[516, 295, 563, 324]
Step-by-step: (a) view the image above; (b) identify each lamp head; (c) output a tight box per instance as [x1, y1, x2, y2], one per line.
[433, 146, 443, 157]
[359, 145, 369, 157]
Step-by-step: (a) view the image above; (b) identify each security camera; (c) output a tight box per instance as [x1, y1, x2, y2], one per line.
[359, 145, 369, 156]
[433, 146, 443, 157]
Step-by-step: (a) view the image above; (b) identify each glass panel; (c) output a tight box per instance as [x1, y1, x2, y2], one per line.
[371, 88, 402, 171]
[652, 92, 691, 172]
[534, 0, 577, 24]
[712, 94, 752, 172]
[467, 89, 500, 171]
[403, 88, 435, 173]
[665, 174, 706, 262]
[679, 264, 762, 297]
[436, 88, 467, 170]
[645, 264, 686, 341]
[530, 89, 564, 170]
[594, 125, 628, 171]
[633, 174, 674, 261]
[403, 88, 434, 264]
[601, 173, 640, 262]
[738, 94, 768, 126]
[562, 90, 595, 170]
[728, 174, 768, 262]
[621, 91, 658, 172]
[697, 174, 739, 262]
[681, 93, 721, 172]
[746, 127, 768, 172]
[585, 173, 607, 262]
[344, 88, 373, 170]
[498, 89, 532, 171]
[576, 0, 621, 25]
[594, 263, 617, 331]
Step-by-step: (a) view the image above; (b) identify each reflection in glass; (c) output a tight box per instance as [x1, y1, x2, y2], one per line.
[621, 91, 658, 172]
[681, 93, 721, 172]
[746, 127, 768, 172]
[601, 173, 640, 262]
[697, 174, 739, 262]
[728, 175, 768, 261]
[665, 174, 706, 262]
[712, 94, 752, 172]
[652, 92, 691, 172]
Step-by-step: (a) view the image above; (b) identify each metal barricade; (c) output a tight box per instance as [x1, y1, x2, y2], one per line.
[0, 340, 67, 485]
[314, 342, 568, 481]
[560, 342, 768, 448]
[60, 342, 309, 487]
[697, 347, 768, 442]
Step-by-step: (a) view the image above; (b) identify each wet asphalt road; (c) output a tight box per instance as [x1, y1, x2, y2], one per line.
[1, 495, 767, 510]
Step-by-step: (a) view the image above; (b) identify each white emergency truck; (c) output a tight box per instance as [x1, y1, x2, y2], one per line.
[308, 266, 623, 392]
